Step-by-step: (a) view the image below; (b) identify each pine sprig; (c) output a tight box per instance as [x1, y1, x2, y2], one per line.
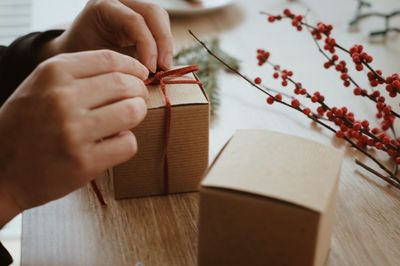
[174, 39, 240, 118]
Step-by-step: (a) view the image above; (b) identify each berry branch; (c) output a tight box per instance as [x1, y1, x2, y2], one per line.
[262, 9, 400, 135]
[189, 22, 400, 189]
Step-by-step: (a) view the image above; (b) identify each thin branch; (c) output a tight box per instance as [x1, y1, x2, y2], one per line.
[356, 159, 400, 189]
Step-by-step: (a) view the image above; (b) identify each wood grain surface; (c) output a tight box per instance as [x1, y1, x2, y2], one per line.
[22, 0, 400, 265]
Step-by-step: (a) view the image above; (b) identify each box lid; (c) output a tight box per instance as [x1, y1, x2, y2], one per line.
[202, 129, 343, 213]
[147, 72, 208, 109]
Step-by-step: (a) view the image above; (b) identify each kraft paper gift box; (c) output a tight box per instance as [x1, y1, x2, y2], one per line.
[199, 129, 343, 266]
[112, 67, 209, 199]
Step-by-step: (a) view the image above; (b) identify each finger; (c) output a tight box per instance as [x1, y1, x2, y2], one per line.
[91, 130, 138, 170]
[100, 1, 158, 72]
[54, 50, 149, 79]
[86, 97, 147, 141]
[76, 72, 149, 109]
[120, 1, 174, 69]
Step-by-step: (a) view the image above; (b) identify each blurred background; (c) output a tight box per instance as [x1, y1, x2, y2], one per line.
[1, 0, 400, 265]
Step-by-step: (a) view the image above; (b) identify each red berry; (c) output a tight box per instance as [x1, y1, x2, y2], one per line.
[275, 93, 282, 101]
[303, 108, 311, 115]
[268, 16, 275, 23]
[375, 142, 384, 150]
[372, 128, 380, 134]
[361, 120, 369, 128]
[387, 149, 396, 157]
[317, 106, 325, 115]
[354, 88, 362, 95]
[283, 8, 291, 16]
[273, 72, 279, 79]
[335, 109, 344, 117]
[336, 131, 344, 138]
[370, 80, 379, 87]
[353, 123, 361, 130]
[355, 64, 363, 71]
[266, 96, 274, 105]
[311, 96, 318, 103]
[383, 136, 391, 145]
[291, 99, 300, 108]
[254, 77, 262, 84]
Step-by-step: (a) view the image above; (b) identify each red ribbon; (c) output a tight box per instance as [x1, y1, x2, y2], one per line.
[145, 65, 201, 194]
[90, 65, 201, 204]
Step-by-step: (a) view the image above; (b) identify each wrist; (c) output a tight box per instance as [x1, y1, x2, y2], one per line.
[37, 33, 65, 63]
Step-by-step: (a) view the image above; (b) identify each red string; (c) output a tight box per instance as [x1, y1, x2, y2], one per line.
[91, 180, 106, 206]
[145, 65, 201, 194]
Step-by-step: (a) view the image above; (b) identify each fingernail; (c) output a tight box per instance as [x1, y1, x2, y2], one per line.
[162, 53, 173, 70]
[149, 55, 157, 73]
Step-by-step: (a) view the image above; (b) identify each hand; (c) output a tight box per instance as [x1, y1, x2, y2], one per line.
[42, 0, 173, 72]
[0, 50, 149, 226]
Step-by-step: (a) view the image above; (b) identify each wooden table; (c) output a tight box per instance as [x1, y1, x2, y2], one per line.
[22, 0, 400, 265]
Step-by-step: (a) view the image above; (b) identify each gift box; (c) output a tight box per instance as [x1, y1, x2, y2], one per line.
[198, 129, 343, 266]
[112, 66, 209, 199]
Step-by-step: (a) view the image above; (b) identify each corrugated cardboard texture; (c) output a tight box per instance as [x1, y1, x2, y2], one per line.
[202, 129, 343, 212]
[198, 187, 320, 266]
[147, 74, 208, 109]
[199, 129, 342, 266]
[112, 73, 209, 199]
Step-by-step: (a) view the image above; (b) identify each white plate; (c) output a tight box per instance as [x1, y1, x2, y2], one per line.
[147, 0, 234, 16]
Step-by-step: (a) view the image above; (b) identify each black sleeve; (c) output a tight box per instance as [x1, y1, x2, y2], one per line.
[0, 30, 64, 106]
[0, 242, 12, 266]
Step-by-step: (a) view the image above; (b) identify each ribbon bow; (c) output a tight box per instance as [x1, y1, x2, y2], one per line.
[145, 65, 202, 194]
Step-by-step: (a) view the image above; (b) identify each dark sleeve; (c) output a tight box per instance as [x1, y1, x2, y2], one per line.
[0, 242, 12, 266]
[0, 30, 64, 106]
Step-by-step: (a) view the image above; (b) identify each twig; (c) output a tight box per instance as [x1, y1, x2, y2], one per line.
[356, 159, 400, 189]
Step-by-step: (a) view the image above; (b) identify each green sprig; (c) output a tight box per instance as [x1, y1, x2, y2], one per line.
[174, 38, 240, 118]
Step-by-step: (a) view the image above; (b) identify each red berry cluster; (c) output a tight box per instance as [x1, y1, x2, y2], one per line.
[267, 15, 282, 23]
[266, 93, 283, 105]
[294, 84, 307, 95]
[366, 70, 383, 88]
[310, 23, 333, 40]
[349, 45, 373, 72]
[385, 73, 400, 97]
[310, 91, 325, 103]
[256, 49, 270, 66]
[323, 54, 339, 69]
[280, 69, 293, 87]
[323, 37, 336, 54]
[269, 9, 304, 31]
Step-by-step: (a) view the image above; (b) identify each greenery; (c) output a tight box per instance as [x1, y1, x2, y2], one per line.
[174, 38, 240, 118]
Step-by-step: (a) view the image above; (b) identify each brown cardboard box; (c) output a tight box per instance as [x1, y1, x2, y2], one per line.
[112, 70, 209, 199]
[199, 129, 343, 266]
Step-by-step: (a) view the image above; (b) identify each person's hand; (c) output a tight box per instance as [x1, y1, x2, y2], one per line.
[42, 0, 173, 72]
[0, 50, 149, 226]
